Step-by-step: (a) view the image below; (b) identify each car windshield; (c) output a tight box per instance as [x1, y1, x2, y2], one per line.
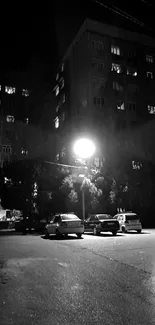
[97, 214, 112, 220]
[61, 214, 79, 221]
[126, 214, 138, 221]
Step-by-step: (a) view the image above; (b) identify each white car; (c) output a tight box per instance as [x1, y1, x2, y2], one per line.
[113, 212, 142, 233]
[45, 213, 84, 238]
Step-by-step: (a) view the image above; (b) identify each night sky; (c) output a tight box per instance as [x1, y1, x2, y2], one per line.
[1, 0, 155, 87]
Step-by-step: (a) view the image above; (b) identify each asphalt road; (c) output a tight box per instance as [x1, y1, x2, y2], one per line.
[0, 229, 155, 325]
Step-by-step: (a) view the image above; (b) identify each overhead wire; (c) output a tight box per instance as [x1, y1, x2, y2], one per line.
[92, 0, 152, 31]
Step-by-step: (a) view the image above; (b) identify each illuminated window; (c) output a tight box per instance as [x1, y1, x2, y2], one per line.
[146, 55, 153, 63]
[111, 45, 120, 55]
[22, 89, 29, 97]
[148, 105, 155, 114]
[21, 148, 28, 155]
[5, 86, 16, 94]
[116, 101, 125, 110]
[55, 85, 59, 96]
[111, 63, 122, 74]
[6, 115, 15, 123]
[113, 81, 123, 92]
[132, 161, 142, 170]
[127, 68, 137, 76]
[0, 85, 1, 91]
[128, 102, 136, 111]
[61, 63, 64, 72]
[25, 117, 29, 124]
[54, 117, 59, 128]
[56, 73, 59, 81]
[146, 71, 153, 79]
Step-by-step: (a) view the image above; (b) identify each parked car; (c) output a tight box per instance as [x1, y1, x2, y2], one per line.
[45, 213, 84, 238]
[84, 214, 119, 236]
[14, 218, 46, 232]
[113, 212, 142, 233]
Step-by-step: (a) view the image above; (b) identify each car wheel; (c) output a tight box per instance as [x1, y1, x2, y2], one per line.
[56, 229, 61, 238]
[45, 229, 49, 238]
[121, 226, 126, 233]
[93, 227, 99, 236]
[112, 231, 117, 236]
[77, 234, 82, 239]
[137, 229, 142, 233]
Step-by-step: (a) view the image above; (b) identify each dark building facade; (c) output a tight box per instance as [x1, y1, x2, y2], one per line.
[53, 19, 155, 162]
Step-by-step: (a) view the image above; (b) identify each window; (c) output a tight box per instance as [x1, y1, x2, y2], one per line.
[22, 89, 29, 97]
[54, 116, 59, 128]
[6, 115, 15, 123]
[111, 63, 122, 74]
[60, 78, 64, 89]
[127, 68, 137, 76]
[98, 41, 103, 51]
[0, 85, 1, 91]
[99, 61, 104, 69]
[62, 112, 65, 121]
[3, 146, 11, 154]
[56, 105, 59, 113]
[92, 40, 103, 51]
[146, 71, 153, 79]
[146, 55, 153, 63]
[148, 104, 155, 114]
[93, 97, 104, 107]
[111, 45, 120, 55]
[21, 148, 28, 155]
[61, 63, 64, 72]
[100, 78, 106, 88]
[128, 102, 136, 111]
[128, 51, 136, 58]
[92, 77, 97, 88]
[62, 93, 65, 103]
[56, 73, 59, 81]
[25, 117, 29, 124]
[5, 86, 15, 94]
[92, 58, 104, 70]
[132, 161, 142, 170]
[113, 81, 123, 92]
[116, 101, 125, 110]
[55, 85, 59, 96]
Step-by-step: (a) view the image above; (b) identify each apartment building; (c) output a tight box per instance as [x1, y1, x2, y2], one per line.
[53, 18, 155, 135]
[0, 82, 31, 166]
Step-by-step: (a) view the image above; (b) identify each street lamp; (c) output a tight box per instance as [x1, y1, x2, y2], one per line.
[73, 138, 96, 220]
[73, 138, 96, 159]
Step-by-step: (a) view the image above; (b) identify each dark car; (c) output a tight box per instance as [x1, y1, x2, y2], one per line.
[84, 214, 120, 236]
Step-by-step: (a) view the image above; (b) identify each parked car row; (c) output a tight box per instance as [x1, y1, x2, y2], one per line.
[44, 211, 142, 238]
[14, 211, 142, 238]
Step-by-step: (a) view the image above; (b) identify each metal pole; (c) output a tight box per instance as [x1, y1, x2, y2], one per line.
[82, 189, 85, 220]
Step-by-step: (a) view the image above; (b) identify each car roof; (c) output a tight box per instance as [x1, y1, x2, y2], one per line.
[115, 212, 137, 215]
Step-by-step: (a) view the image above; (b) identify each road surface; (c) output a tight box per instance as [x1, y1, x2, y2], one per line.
[0, 229, 155, 325]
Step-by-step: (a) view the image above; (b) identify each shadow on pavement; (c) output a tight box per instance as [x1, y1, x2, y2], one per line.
[41, 234, 84, 241]
[0, 229, 45, 236]
[84, 233, 124, 237]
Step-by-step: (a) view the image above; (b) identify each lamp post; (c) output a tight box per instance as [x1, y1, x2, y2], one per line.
[73, 138, 96, 220]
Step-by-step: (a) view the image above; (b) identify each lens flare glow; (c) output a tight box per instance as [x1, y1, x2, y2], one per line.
[73, 138, 96, 159]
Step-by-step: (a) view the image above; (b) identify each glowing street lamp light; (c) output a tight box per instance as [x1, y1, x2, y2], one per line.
[73, 138, 96, 159]
[73, 138, 96, 220]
